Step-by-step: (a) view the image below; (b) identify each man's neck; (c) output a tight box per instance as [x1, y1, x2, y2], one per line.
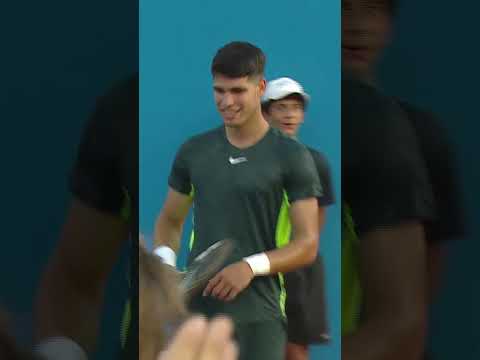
[225, 110, 270, 149]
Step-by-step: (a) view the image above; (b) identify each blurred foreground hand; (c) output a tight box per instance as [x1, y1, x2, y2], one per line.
[159, 316, 238, 360]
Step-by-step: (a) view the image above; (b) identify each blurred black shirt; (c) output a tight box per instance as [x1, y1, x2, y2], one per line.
[69, 74, 138, 358]
[342, 76, 436, 237]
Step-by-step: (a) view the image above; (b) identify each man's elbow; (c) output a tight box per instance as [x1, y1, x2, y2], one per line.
[301, 234, 319, 265]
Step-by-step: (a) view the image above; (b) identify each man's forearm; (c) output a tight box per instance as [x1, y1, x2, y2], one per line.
[264, 234, 318, 274]
[258, 199, 322, 274]
[34, 200, 128, 354]
[342, 313, 426, 360]
[154, 213, 184, 253]
[263, 206, 325, 274]
[343, 223, 428, 360]
[35, 264, 105, 353]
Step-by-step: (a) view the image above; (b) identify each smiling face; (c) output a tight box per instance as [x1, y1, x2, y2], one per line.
[342, 0, 393, 76]
[263, 94, 305, 137]
[213, 74, 266, 129]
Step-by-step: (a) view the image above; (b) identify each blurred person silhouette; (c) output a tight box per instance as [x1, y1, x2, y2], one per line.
[342, 2, 466, 359]
[33, 75, 139, 360]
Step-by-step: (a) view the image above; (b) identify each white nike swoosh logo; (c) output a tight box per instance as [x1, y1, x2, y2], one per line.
[228, 156, 247, 165]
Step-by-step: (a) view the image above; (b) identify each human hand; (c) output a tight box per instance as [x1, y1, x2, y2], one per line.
[202, 262, 254, 301]
[159, 316, 238, 360]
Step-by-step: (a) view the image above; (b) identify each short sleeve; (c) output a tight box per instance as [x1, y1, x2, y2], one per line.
[69, 92, 124, 213]
[399, 101, 467, 243]
[342, 78, 436, 236]
[284, 143, 323, 203]
[168, 142, 192, 195]
[308, 148, 335, 206]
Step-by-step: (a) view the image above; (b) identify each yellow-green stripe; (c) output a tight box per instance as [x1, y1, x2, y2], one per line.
[274, 191, 291, 318]
[341, 203, 362, 335]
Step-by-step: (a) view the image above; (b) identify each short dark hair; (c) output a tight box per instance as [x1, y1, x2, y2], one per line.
[262, 93, 306, 114]
[211, 41, 266, 79]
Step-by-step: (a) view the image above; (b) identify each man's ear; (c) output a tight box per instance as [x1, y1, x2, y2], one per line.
[258, 78, 267, 97]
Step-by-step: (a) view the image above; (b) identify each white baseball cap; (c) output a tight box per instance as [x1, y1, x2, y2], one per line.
[262, 77, 310, 105]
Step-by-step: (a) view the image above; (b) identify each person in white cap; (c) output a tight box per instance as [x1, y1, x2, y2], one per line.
[261, 77, 310, 138]
[262, 77, 335, 360]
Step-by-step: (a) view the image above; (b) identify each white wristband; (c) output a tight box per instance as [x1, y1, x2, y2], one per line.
[243, 252, 271, 276]
[153, 245, 177, 267]
[34, 337, 88, 360]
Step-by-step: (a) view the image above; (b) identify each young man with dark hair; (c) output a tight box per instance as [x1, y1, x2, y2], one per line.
[262, 77, 335, 360]
[153, 41, 323, 360]
[341, 1, 465, 359]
